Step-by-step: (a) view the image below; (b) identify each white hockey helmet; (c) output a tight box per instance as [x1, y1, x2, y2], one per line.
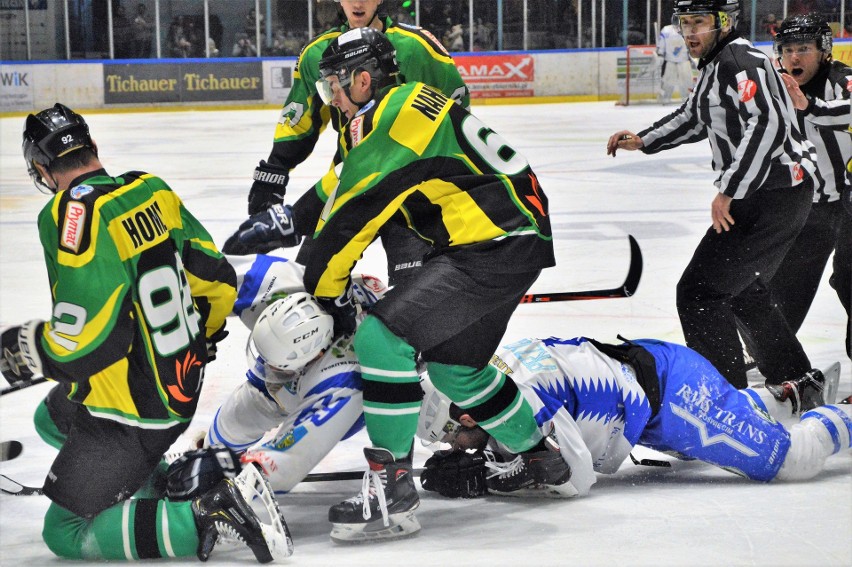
[416, 376, 462, 446]
[246, 293, 334, 384]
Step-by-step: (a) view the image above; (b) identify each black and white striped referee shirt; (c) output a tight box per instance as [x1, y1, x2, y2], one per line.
[638, 31, 817, 200]
[797, 59, 852, 203]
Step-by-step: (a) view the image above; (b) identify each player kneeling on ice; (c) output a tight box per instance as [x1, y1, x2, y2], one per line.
[418, 337, 848, 499]
[205, 290, 367, 493]
[0, 104, 291, 562]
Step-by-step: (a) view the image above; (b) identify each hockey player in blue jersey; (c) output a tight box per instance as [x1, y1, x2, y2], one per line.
[418, 336, 849, 498]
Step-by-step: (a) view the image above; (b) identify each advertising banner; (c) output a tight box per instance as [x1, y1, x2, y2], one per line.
[0, 65, 34, 111]
[453, 53, 535, 98]
[103, 61, 263, 104]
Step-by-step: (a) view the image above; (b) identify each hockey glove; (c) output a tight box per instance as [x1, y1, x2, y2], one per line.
[166, 444, 242, 500]
[248, 160, 289, 214]
[1, 320, 44, 384]
[421, 449, 488, 499]
[226, 204, 301, 256]
[205, 326, 229, 363]
[317, 287, 357, 337]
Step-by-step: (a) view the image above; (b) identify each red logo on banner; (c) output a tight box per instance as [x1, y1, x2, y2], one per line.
[454, 54, 535, 98]
[738, 79, 757, 102]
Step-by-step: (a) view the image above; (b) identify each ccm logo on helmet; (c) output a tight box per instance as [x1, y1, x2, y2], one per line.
[294, 327, 320, 343]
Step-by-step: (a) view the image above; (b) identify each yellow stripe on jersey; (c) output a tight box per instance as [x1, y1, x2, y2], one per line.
[389, 84, 451, 156]
[108, 196, 172, 261]
[417, 179, 505, 244]
[82, 357, 139, 418]
[314, 187, 420, 297]
[386, 27, 454, 63]
[42, 284, 126, 356]
[318, 172, 383, 231]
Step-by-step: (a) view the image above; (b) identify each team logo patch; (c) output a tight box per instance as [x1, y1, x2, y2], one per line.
[738, 79, 757, 102]
[61, 201, 87, 252]
[69, 184, 94, 199]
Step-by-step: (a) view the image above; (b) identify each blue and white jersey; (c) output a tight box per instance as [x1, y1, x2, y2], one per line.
[227, 253, 387, 329]
[657, 24, 690, 63]
[489, 336, 654, 495]
[207, 334, 365, 493]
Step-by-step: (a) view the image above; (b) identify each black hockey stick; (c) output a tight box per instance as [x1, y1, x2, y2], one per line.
[0, 467, 427, 497]
[301, 467, 426, 483]
[520, 234, 642, 303]
[0, 474, 43, 496]
[0, 376, 49, 397]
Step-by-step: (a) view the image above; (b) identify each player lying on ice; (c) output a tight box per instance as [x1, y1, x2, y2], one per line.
[416, 336, 849, 499]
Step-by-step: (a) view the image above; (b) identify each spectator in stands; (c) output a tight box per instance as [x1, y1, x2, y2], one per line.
[132, 3, 153, 58]
[444, 23, 465, 51]
[763, 13, 780, 39]
[232, 32, 258, 57]
[113, 4, 132, 59]
[167, 17, 193, 58]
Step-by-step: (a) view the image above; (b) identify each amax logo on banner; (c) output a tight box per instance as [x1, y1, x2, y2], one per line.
[104, 62, 263, 104]
[453, 54, 535, 98]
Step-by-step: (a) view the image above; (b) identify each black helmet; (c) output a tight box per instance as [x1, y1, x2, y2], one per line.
[22, 103, 94, 192]
[774, 14, 833, 57]
[673, 0, 740, 30]
[316, 27, 399, 106]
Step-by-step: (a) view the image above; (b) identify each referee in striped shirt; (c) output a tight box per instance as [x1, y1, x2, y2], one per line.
[772, 14, 851, 361]
[606, 0, 819, 389]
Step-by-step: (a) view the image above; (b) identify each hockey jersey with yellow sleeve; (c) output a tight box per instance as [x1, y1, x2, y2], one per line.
[303, 82, 555, 299]
[34, 171, 237, 428]
[268, 17, 469, 172]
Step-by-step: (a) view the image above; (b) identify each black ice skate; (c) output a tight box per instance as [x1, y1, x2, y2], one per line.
[192, 464, 293, 563]
[766, 367, 830, 415]
[484, 433, 576, 498]
[328, 447, 421, 544]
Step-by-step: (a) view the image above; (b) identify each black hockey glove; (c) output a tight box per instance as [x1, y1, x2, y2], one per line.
[1, 321, 43, 385]
[223, 203, 301, 256]
[166, 445, 243, 500]
[248, 160, 289, 214]
[205, 326, 229, 363]
[421, 449, 488, 499]
[317, 287, 357, 337]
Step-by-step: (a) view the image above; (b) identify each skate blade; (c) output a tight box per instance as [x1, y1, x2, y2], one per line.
[235, 464, 295, 560]
[822, 361, 841, 405]
[330, 511, 421, 544]
[489, 481, 579, 499]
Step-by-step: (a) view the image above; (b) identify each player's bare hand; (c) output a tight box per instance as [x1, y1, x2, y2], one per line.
[711, 193, 735, 233]
[606, 131, 643, 156]
[780, 72, 808, 111]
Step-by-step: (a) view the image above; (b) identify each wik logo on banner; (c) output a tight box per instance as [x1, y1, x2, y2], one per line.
[0, 65, 34, 112]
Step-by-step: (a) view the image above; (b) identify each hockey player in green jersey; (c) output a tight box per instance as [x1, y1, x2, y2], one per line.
[256, 28, 561, 543]
[227, 0, 469, 286]
[0, 104, 291, 562]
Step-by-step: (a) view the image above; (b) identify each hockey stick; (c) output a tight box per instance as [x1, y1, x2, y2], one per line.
[0, 376, 49, 397]
[0, 468, 428, 497]
[519, 235, 642, 303]
[0, 474, 43, 496]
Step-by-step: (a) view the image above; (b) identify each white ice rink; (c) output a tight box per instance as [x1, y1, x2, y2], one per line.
[1, 101, 849, 566]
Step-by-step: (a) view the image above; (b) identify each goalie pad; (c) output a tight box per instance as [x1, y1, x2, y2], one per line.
[166, 445, 242, 500]
[420, 449, 487, 498]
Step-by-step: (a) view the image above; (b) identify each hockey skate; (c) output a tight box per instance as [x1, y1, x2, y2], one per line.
[766, 363, 839, 415]
[484, 434, 576, 498]
[192, 464, 293, 563]
[328, 447, 421, 544]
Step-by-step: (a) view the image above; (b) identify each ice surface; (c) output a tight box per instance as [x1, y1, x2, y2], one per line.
[1, 102, 849, 566]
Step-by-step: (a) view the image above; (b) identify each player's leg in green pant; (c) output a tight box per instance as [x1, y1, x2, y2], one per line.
[42, 499, 198, 560]
[353, 315, 422, 459]
[428, 361, 542, 453]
